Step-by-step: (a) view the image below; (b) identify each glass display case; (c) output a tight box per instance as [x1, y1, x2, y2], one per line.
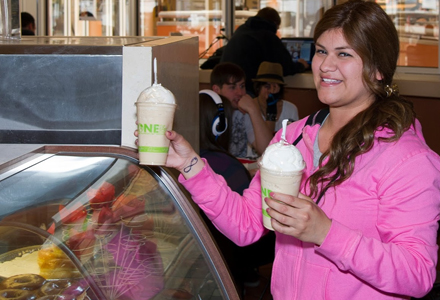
[0, 145, 240, 300]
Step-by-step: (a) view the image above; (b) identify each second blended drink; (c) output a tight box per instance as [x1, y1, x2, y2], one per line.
[259, 120, 305, 231]
[136, 82, 176, 165]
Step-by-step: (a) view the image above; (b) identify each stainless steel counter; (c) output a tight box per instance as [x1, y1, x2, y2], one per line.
[0, 36, 200, 150]
[0, 144, 43, 165]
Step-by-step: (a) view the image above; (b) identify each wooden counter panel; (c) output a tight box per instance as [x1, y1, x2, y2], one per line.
[407, 95, 440, 156]
[199, 82, 210, 90]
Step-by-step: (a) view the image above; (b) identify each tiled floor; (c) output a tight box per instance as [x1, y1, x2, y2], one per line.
[243, 263, 273, 300]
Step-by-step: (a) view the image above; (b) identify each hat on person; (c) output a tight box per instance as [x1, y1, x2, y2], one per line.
[252, 62, 285, 85]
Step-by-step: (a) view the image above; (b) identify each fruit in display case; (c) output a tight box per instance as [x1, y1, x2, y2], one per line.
[87, 182, 116, 210]
[38, 244, 81, 280]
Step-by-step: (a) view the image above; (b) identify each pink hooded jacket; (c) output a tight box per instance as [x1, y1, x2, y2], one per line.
[179, 115, 440, 299]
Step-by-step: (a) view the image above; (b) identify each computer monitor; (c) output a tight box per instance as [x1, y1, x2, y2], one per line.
[281, 37, 316, 65]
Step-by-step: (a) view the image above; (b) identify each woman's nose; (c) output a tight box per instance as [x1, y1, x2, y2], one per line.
[319, 55, 337, 73]
[270, 83, 279, 94]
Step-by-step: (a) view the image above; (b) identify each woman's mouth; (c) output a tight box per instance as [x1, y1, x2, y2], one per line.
[322, 78, 342, 84]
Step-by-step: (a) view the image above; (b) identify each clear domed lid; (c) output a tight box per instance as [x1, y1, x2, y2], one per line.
[136, 58, 176, 104]
[136, 83, 175, 104]
[259, 119, 305, 172]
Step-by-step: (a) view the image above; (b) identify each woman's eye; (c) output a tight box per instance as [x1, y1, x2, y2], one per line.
[316, 49, 326, 55]
[339, 52, 352, 57]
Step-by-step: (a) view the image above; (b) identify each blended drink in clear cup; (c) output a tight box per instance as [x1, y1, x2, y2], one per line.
[136, 83, 176, 165]
[259, 120, 305, 231]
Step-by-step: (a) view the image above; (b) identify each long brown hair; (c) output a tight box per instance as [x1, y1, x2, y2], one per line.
[308, 0, 415, 200]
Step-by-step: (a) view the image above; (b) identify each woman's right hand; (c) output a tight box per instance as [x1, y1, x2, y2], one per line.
[165, 131, 204, 179]
[134, 129, 204, 179]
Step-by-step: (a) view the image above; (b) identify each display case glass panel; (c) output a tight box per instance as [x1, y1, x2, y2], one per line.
[0, 146, 239, 300]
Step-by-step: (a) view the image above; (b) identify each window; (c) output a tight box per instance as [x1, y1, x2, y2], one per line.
[376, 0, 439, 69]
[29, 0, 439, 72]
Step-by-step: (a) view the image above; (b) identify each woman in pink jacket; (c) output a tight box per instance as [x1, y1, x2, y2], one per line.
[149, 1, 440, 298]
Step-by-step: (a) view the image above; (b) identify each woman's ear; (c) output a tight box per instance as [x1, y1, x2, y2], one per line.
[375, 70, 383, 81]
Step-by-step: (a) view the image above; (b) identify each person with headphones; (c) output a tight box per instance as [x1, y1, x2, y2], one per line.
[198, 89, 251, 194]
[210, 62, 274, 159]
[198, 90, 275, 295]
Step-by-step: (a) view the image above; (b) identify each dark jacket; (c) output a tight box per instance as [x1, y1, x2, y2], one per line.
[220, 16, 306, 93]
[21, 29, 35, 36]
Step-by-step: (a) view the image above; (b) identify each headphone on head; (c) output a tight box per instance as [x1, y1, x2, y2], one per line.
[199, 89, 228, 137]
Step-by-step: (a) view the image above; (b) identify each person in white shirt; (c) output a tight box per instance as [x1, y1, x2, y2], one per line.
[246, 61, 299, 158]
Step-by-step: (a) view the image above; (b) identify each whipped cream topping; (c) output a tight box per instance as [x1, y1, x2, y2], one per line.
[260, 140, 305, 172]
[137, 83, 176, 104]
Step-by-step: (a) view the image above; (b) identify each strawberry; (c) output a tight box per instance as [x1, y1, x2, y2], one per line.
[88, 181, 115, 209]
[59, 205, 87, 225]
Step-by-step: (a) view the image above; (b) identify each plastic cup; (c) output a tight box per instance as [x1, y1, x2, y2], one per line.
[260, 166, 304, 231]
[136, 102, 176, 165]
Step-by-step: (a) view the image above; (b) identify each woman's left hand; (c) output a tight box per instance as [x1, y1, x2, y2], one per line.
[265, 192, 332, 245]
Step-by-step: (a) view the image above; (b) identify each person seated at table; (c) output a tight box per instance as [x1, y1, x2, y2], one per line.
[199, 89, 251, 194]
[253, 61, 299, 132]
[210, 62, 273, 159]
[246, 61, 300, 158]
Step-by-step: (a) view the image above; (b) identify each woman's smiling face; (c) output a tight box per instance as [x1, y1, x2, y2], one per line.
[312, 29, 379, 112]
